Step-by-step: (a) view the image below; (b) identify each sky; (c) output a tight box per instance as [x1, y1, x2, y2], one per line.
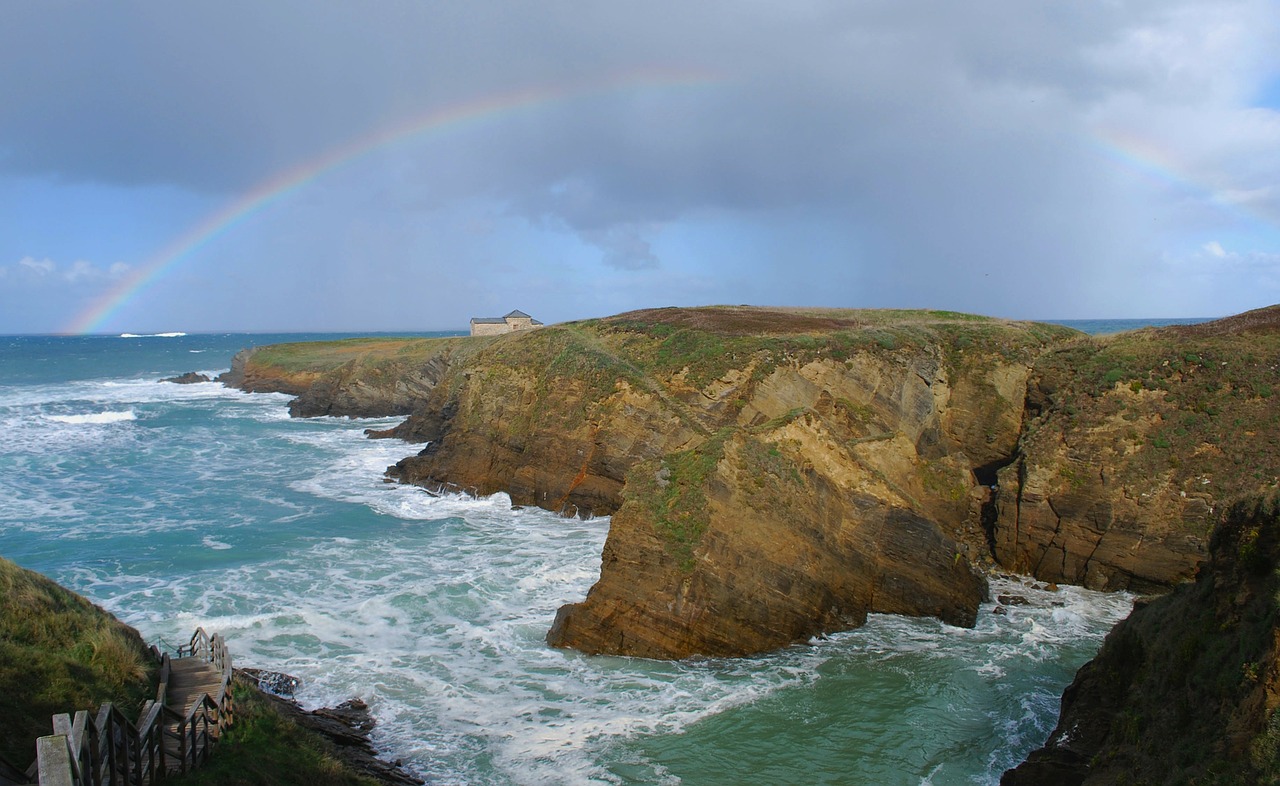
[2, 1, 1280, 334]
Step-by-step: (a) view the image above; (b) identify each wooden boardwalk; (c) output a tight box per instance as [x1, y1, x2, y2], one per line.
[167, 658, 224, 719]
[32, 628, 235, 786]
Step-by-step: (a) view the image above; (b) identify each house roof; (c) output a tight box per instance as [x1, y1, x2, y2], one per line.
[469, 317, 507, 324]
[504, 309, 532, 319]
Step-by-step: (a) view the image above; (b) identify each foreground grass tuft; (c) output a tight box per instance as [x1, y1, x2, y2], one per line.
[0, 556, 157, 769]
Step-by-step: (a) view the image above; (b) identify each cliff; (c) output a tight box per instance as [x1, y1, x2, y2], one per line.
[224, 304, 1280, 660]
[220, 336, 475, 419]
[993, 305, 1280, 593]
[227, 306, 1078, 657]
[1002, 495, 1280, 785]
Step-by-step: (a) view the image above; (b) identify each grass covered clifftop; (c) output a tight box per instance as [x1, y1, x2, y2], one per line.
[225, 303, 1280, 657]
[994, 304, 1280, 592]
[228, 306, 1081, 657]
[0, 556, 157, 769]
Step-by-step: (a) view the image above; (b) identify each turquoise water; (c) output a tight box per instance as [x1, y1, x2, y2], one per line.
[0, 328, 1160, 785]
[1046, 317, 1213, 335]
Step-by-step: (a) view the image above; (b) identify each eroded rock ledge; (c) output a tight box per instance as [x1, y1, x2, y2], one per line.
[223, 304, 1280, 660]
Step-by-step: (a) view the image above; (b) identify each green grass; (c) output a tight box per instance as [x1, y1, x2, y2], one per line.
[1027, 327, 1280, 510]
[167, 678, 383, 786]
[0, 557, 157, 769]
[625, 430, 733, 571]
[248, 336, 471, 375]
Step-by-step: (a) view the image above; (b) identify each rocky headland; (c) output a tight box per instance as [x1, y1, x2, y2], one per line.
[221, 303, 1280, 773]
[220, 305, 1277, 657]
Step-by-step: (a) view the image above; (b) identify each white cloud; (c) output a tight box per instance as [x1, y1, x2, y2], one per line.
[18, 256, 56, 274]
[1204, 240, 1228, 257]
[64, 260, 94, 282]
[10, 257, 129, 283]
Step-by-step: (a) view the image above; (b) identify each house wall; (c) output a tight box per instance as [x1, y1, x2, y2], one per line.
[470, 322, 511, 336]
[470, 314, 543, 336]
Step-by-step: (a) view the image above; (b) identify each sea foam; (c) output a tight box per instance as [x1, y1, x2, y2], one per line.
[5, 351, 1135, 786]
[46, 410, 137, 425]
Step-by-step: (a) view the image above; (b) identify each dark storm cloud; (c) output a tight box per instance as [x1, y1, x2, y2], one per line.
[2, 0, 1278, 328]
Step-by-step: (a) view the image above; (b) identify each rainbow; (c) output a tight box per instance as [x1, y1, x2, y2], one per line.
[66, 67, 718, 334]
[1088, 127, 1277, 231]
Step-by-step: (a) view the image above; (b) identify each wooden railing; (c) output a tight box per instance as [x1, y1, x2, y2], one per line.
[31, 628, 234, 786]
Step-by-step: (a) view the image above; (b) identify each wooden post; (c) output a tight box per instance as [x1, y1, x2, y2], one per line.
[35, 735, 74, 786]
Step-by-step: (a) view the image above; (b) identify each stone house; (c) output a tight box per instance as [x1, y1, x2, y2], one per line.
[469, 309, 545, 336]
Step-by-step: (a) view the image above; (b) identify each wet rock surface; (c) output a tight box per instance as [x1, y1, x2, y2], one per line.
[161, 371, 211, 384]
[1003, 496, 1280, 785]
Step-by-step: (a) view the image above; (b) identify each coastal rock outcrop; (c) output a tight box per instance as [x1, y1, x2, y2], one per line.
[219, 337, 470, 418]
[992, 305, 1280, 593]
[227, 306, 1079, 657]
[162, 371, 211, 384]
[1002, 495, 1280, 785]
[224, 305, 1280, 659]
[546, 428, 987, 657]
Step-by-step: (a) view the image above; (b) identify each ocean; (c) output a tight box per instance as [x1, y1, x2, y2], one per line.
[0, 321, 1190, 785]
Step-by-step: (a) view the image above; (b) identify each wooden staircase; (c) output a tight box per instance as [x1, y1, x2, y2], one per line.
[29, 628, 234, 786]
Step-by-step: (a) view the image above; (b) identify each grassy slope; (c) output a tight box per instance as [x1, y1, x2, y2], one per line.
[1027, 307, 1280, 509]
[167, 678, 383, 786]
[246, 336, 478, 375]
[238, 307, 1080, 390]
[0, 556, 157, 769]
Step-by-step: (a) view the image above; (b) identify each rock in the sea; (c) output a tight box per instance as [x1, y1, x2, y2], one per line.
[254, 689, 423, 786]
[162, 371, 211, 384]
[238, 667, 301, 696]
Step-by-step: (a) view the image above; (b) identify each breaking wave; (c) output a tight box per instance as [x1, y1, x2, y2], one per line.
[46, 410, 137, 425]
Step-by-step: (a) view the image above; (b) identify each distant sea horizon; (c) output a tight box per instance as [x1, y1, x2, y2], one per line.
[1042, 317, 1214, 335]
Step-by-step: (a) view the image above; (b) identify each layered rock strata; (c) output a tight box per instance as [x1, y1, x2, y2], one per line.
[226, 305, 1280, 657]
[227, 307, 1077, 657]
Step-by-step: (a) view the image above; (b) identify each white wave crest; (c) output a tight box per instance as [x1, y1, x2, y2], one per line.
[47, 410, 137, 425]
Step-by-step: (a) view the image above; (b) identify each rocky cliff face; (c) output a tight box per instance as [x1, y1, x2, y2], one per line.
[546, 427, 988, 658]
[220, 337, 473, 419]
[226, 307, 1078, 657]
[1002, 495, 1280, 785]
[991, 306, 1280, 593]
[224, 305, 1280, 660]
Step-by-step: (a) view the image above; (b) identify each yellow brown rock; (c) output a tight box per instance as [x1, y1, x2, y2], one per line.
[991, 305, 1280, 592]
[225, 306, 1082, 657]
